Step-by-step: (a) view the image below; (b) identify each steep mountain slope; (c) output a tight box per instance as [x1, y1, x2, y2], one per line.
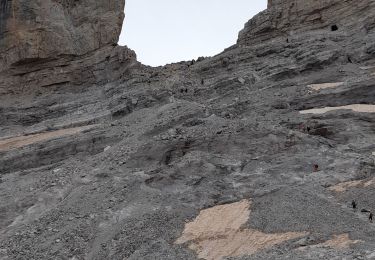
[1, 0, 375, 259]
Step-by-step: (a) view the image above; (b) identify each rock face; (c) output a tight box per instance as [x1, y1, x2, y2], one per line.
[1, 0, 375, 259]
[238, 0, 375, 46]
[0, 0, 125, 70]
[0, 0, 137, 97]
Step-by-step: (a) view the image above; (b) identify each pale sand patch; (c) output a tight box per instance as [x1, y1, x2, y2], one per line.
[298, 234, 360, 251]
[328, 180, 364, 193]
[328, 178, 375, 192]
[0, 125, 98, 152]
[321, 234, 360, 249]
[175, 200, 307, 260]
[300, 104, 375, 115]
[308, 82, 344, 91]
[363, 178, 375, 187]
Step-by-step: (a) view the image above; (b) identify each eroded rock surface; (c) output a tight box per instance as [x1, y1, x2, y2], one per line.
[0, 0, 125, 70]
[239, 0, 375, 46]
[1, 0, 375, 259]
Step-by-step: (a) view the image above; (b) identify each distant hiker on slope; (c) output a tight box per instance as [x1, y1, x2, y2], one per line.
[352, 200, 357, 210]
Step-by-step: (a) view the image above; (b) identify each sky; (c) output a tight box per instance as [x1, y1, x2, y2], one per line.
[118, 1, 267, 66]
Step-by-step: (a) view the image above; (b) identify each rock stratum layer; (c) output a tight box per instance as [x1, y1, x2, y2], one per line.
[1, 0, 375, 259]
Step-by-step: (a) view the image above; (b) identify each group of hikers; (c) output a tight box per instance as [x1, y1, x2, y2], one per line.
[352, 200, 373, 223]
[300, 123, 373, 224]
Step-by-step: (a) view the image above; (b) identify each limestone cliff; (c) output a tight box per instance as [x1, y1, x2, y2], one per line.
[0, 0, 125, 70]
[0, 0, 138, 96]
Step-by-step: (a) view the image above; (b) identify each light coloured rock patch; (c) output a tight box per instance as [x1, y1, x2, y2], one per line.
[308, 82, 344, 91]
[298, 234, 360, 251]
[328, 180, 365, 193]
[300, 104, 375, 115]
[360, 66, 375, 70]
[0, 125, 98, 152]
[175, 200, 307, 260]
[322, 234, 360, 249]
[328, 178, 375, 193]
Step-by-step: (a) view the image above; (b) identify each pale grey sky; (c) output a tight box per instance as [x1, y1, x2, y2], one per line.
[118, 1, 267, 66]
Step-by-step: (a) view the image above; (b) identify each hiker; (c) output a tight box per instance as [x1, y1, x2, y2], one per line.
[352, 200, 357, 210]
[370, 212, 373, 223]
[314, 164, 319, 172]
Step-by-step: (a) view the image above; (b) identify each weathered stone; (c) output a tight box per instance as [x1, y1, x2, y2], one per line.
[0, 0, 126, 70]
[238, 0, 375, 46]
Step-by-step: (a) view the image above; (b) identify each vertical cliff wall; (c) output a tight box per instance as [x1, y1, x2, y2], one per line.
[0, 0, 126, 70]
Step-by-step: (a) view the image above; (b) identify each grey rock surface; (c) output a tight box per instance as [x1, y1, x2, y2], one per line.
[0, 0, 126, 71]
[238, 0, 375, 46]
[1, 0, 375, 259]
